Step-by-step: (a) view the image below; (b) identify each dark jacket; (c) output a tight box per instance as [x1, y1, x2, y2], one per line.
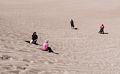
[32, 34, 38, 40]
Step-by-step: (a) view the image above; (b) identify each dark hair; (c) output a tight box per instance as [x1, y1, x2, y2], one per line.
[33, 32, 36, 35]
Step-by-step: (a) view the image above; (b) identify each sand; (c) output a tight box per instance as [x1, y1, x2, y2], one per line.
[0, 0, 120, 74]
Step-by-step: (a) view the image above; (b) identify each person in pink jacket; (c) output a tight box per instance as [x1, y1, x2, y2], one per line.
[41, 40, 49, 51]
[40, 40, 59, 54]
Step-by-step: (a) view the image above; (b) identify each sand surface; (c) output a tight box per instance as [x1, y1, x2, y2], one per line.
[0, 0, 120, 74]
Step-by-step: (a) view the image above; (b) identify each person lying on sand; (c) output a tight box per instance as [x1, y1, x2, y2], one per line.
[40, 40, 59, 54]
[30, 32, 38, 44]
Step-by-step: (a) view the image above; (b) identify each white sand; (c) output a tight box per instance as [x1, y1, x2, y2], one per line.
[0, 0, 120, 74]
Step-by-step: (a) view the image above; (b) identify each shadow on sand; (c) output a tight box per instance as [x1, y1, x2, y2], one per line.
[98, 32, 109, 34]
[73, 28, 78, 30]
[103, 33, 109, 34]
[25, 41, 39, 45]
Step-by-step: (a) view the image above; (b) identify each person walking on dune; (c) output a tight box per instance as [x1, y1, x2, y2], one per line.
[99, 24, 104, 34]
[30, 32, 38, 44]
[70, 19, 75, 29]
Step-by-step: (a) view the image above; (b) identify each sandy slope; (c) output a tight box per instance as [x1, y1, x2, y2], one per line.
[0, 0, 120, 74]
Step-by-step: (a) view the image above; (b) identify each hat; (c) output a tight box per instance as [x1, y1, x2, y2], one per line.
[44, 40, 48, 43]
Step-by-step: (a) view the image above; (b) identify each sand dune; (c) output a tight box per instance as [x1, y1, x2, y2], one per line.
[0, 0, 120, 74]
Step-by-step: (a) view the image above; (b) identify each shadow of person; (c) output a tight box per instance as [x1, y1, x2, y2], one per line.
[25, 41, 39, 45]
[48, 47, 59, 54]
[103, 33, 109, 34]
[98, 32, 109, 34]
[25, 41, 30, 43]
[74, 28, 78, 30]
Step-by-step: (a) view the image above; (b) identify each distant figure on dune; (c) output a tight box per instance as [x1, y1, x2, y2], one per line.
[40, 40, 58, 54]
[70, 19, 75, 29]
[30, 32, 38, 44]
[70, 19, 78, 30]
[99, 24, 104, 34]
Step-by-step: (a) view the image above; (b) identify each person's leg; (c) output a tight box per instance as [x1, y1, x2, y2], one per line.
[30, 40, 33, 43]
[32, 39, 37, 44]
[99, 28, 103, 34]
[101, 28, 104, 34]
[47, 47, 59, 54]
[102, 29, 104, 34]
[48, 47, 54, 53]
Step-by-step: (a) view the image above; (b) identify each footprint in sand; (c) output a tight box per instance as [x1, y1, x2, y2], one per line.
[0, 70, 20, 74]
[0, 55, 11, 60]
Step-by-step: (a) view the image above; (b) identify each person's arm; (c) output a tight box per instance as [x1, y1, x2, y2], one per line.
[36, 35, 38, 39]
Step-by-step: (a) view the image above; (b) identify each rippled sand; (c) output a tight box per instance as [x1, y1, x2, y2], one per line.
[0, 0, 120, 74]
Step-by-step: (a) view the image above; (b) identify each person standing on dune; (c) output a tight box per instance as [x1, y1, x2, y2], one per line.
[70, 19, 75, 29]
[99, 24, 104, 34]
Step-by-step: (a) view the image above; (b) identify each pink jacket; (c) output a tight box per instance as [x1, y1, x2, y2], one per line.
[42, 42, 48, 51]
